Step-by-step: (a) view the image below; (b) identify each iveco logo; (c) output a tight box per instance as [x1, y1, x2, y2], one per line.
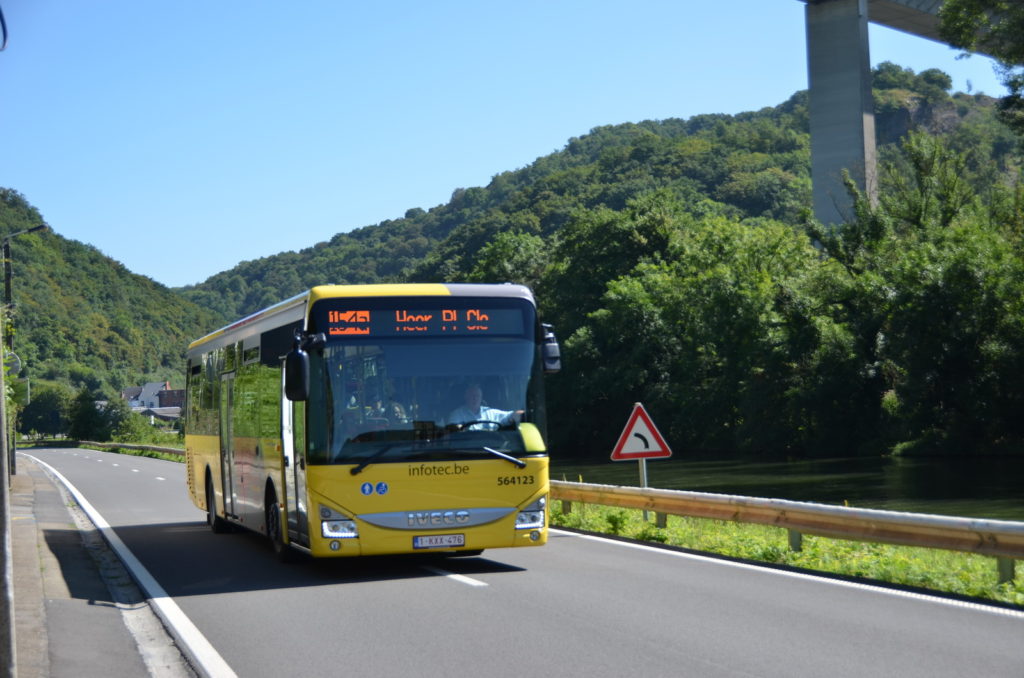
[407, 510, 471, 527]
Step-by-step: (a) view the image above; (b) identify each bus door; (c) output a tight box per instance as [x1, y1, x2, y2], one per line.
[282, 396, 309, 546]
[219, 373, 238, 518]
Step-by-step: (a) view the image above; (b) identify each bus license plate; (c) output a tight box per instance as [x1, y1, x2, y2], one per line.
[413, 534, 465, 549]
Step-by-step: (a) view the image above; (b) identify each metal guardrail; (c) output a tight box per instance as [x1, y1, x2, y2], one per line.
[67, 445, 1020, 582]
[550, 480, 1023, 583]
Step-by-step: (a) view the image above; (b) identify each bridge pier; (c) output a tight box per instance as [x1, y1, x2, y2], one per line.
[805, 0, 878, 226]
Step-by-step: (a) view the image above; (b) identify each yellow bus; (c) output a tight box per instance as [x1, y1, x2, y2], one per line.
[184, 283, 560, 560]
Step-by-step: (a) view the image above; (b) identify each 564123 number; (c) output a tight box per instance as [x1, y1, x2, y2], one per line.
[497, 475, 535, 486]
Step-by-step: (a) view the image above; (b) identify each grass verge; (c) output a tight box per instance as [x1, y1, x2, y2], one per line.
[551, 501, 1024, 608]
[19, 438, 185, 463]
[89, 446, 184, 463]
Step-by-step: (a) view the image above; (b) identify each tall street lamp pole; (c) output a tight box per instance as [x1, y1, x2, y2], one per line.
[0, 222, 47, 674]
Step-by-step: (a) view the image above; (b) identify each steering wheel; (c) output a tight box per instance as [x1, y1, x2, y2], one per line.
[452, 419, 501, 431]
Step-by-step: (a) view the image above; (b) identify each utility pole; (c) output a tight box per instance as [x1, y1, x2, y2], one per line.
[0, 304, 12, 676]
[2, 10, 23, 673]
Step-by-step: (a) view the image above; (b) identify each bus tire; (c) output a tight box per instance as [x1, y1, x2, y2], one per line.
[206, 474, 230, 534]
[266, 497, 294, 563]
[449, 549, 484, 558]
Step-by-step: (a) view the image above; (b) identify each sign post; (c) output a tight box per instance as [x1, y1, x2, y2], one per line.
[610, 403, 672, 520]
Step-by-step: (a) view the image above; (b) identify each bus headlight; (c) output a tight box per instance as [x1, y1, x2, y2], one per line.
[515, 495, 546, 530]
[322, 519, 358, 539]
[319, 504, 358, 538]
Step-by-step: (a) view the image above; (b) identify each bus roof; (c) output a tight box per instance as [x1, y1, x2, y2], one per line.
[188, 283, 536, 352]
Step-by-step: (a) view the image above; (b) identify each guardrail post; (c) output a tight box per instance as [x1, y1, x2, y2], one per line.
[997, 557, 1015, 584]
[560, 500, 572, 515]
[788, 529, 803, 552]
[656, 512, 667, 528]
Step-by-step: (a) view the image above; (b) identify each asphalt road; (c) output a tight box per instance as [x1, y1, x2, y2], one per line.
[24, 447, 1024, 678]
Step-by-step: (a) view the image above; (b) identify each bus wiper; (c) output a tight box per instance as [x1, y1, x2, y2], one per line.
[483, 446, 527, 469]
[350, 444, 400, 476]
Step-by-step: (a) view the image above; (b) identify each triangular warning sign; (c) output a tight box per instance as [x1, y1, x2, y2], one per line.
[611, 403, 672, 460]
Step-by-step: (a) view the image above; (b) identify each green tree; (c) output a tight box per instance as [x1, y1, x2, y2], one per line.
[102, 397, 134, 439]
[67, 387, 109, 441]
[810, 132, 1024, 454]
[19, 384, 74, 438]
[466, 231, 549, 289]
[940, 0, 1024, 133]
[543, 191, 680, 332]
[112, 408, 162, 443]
[874, 61, 917, 90]
[548, 201, 823, 457]
[919, 68, 953, 93]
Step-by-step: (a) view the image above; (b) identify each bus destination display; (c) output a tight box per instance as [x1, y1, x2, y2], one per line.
[319, 306, 525, 337]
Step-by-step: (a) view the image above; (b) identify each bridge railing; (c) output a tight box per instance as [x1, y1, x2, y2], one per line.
[550, 480, 1023, 583]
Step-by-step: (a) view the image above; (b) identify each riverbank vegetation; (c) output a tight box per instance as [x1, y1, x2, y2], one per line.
[552, 501, 1024, 607]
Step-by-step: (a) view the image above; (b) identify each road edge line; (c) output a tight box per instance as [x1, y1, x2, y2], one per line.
[550, 528, 1024, 620]
[23, 453, 238, 678]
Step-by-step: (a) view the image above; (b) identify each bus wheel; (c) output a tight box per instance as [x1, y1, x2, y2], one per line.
[266, 498, 294, 562]
[206, 475, 229, 534]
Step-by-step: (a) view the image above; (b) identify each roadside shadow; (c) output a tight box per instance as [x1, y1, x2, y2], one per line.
[111, 520, 527, 599]
[39, 526, 120, 605]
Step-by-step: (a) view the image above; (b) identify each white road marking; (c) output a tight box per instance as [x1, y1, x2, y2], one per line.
[25, 454, 239, 677]
[551, 529, 1024, 620]
[420, 565, 489, 588]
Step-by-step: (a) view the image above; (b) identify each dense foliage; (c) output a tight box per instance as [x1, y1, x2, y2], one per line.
[7, 64, 1024, 458]
[0, 189, 220, 398]
[546, 130, 1024, 458]
[940, 0, 1024, 134]
[180, 65, 1015, 325]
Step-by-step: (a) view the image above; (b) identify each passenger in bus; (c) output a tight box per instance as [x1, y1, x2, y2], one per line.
[447, 383, 520, 430]
[386, 400, 408, 423]
[367, 399, 388, 420]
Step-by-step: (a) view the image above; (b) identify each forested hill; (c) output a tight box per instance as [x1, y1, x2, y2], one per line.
[0, 189, 220, 394]
[175, 63, 1024, 458]
[178, 63, 1016, 324]
[179, 99, 813, 321]
[6, 62, 1024, 458]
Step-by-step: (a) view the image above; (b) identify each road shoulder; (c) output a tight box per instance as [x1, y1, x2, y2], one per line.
[13, 455, 195, 678]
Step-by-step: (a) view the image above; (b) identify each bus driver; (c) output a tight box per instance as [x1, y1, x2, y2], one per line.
[447, 383, 521, 430]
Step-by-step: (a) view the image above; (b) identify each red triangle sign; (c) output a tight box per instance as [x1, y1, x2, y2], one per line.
[611, 403, 672, 460]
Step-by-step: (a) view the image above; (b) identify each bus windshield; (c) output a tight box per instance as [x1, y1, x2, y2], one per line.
[304, 297, 544, 467]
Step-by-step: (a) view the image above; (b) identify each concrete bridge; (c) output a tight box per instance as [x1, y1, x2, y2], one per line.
[799, 0, 946, 225]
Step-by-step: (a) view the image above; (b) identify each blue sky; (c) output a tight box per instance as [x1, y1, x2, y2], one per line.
[0, 1, 1006, 288]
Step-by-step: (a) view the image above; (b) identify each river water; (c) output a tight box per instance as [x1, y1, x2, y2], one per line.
[551, 455, 1024, 521]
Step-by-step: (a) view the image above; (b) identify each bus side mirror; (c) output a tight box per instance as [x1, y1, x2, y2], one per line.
[285, 348, 310, 401]
[542, 324, 561, 374]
